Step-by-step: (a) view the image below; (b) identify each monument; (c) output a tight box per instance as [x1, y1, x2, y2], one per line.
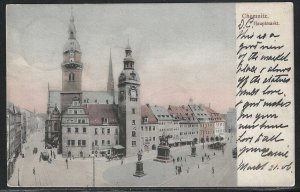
[190, 141, 197, 157]
[133, 150, 146, 177]
[153, 133, 172, 163]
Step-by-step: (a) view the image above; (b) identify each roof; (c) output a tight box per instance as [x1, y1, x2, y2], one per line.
[82, 91, 118, 105]
[150, 105, 173, 121]
[205, 107, 225, 122]
[48, 90, 118, 112]
[86, 104, 118, 126]
[189, 104, 211, 122]
[141, 105, 158, 124]
[168, 105, 198, 123]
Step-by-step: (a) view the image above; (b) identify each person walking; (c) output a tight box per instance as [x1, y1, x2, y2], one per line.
[205, 153, 206, 157]
[66, 158, 68, 169]
[212, 166, 214, 175]
[214, 152, 216, 156]
[33, 167, 35, 175]
[121, 159, 123, 165]
[185, 157, 186, 162]
[198, 164, 199, 168]
[173, 158, 175, 164]
[202, 156, 204, 162]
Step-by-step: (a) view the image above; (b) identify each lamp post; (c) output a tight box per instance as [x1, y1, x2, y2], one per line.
[93, 155, 95, 187]
[17, 168, 20, 186]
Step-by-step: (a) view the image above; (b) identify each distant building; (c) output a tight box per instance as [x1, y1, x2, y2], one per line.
[226, 108, 236, 133]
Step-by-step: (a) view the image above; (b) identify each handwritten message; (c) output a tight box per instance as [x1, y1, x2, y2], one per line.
[236, 3, 294, 186]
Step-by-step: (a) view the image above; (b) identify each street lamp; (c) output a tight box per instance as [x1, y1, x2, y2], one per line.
[18, 168, 20, 186]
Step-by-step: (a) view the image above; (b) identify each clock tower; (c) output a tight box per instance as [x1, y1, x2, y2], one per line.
[118, 42, 141, 157]
[61, 10, 83, 113]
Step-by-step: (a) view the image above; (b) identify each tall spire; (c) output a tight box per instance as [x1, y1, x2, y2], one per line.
[107, 49, 115, 96]
[68, 6, 76, 39]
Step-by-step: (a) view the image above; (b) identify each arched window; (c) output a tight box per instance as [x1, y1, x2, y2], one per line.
[69, 73, 75, 81]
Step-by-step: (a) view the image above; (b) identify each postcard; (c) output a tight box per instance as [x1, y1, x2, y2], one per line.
[6, 3, 294, 187]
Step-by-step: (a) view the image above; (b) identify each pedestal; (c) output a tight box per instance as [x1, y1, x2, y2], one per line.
[153, 145, 172, 163]
[190, 145, 196, 157]
[133, 161, 146, 177]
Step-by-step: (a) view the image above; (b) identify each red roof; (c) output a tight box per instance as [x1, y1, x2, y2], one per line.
[86, 104, 118, 126]
[141, 105, 158, 124]
[205, 106, 225, 122]
[168, 105, 197, 122]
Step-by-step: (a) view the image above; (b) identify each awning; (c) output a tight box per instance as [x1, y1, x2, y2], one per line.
[112, 145, 125, 150]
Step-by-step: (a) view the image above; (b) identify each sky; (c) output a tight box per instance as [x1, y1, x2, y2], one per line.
[6, 4, 236, 114]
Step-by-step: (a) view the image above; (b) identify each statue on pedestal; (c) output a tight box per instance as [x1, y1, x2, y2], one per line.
[133, 150, 145, 177]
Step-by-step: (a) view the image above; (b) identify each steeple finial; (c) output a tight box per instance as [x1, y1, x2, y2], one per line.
[107, 49, 114, 96]
[68, 6, 76, 39]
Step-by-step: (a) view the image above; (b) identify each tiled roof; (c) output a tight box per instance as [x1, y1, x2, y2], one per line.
[205, 106, 225, 122]
[141, 105, 158, 124]
[168, 105, 197, 123]
[86, 104, 118, 126]
[149, 105, 173, 121]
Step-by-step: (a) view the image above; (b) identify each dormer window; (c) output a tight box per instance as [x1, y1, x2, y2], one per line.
[143, 117, 148, 123]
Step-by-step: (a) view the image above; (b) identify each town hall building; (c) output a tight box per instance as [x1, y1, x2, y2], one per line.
[45, 11, 226, 159]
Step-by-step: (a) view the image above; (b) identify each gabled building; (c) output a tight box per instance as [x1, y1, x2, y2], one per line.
[141, 104, 159, 151]
[168, 105, 199, 146]
[150, 105, 180, 145]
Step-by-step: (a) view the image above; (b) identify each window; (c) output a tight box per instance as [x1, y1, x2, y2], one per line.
[143, 117, 148, 123]
[82, 140, 86, 146]
[69, 72, 74, 81]
[153, 126, 155, 131]
[132, 141, 136, 146]
[115, 129, 118, 135]
[132, 131, 136, 137]
[95, 140, 98, 146]
[78, 119, 81, 123]
[132, 108, 135, 114]
[102, 128, 105, 134]
[71, 140, 75, 146]
[102, 140, 105, 145]
[75, 128, 79, 133]
[145, 126, 148, 131]
[141, 126, 143, 131]
[107, 140, 110, 145]
[78, 140, 81, 146]
[149, 127, 152, 131]
[82, 119, 85, 123]
[95, 128, 98, 135]
[83, 127, 86, 133]
[68, 140, 70, 146]
[74, 110, 77, 114]
[132, 120, 135, 125]
[107, 128, 110, 135]
[153, 137, 155, 141]
[102, 118, 108, 124]
[67, 128, 71, 133]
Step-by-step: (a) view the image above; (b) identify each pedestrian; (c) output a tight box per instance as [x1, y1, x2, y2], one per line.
[51, 150, 52, 157]
[212, 166, 214, 174]
[121, 159, 123, 165]
[175, 165, 178, 174]
[202, 156, 204, 162]
[208, 155, 210, 160]
[173, 158, 175, 164]
[214, 152, 216, 156]
[185, 157, 186, 162]
[205, 153, 206, 157]
[198, 164, 199, 168]
[181, 157, 182, 161]
[66, 158, 68, 169]
[33, 167, 35, 175]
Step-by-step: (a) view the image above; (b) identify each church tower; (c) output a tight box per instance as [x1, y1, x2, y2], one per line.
[61, 9, 83, 113]
[118, 42, 141, 157]
[107, 49, 115, 96]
